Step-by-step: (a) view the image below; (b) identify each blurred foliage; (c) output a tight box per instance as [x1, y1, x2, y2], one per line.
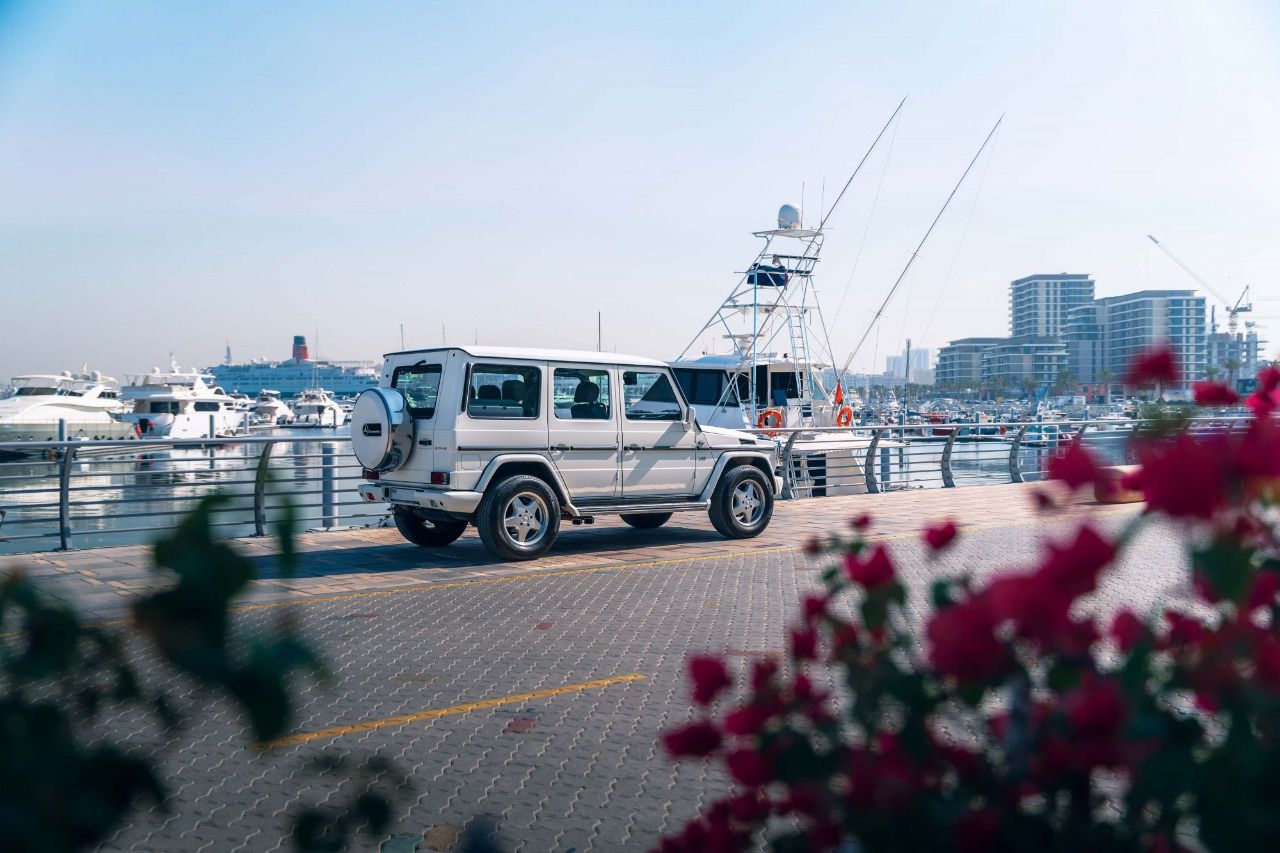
[0, 495, 402, 852]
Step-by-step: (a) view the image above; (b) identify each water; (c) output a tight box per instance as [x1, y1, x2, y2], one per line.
[0, 426, 386, 557]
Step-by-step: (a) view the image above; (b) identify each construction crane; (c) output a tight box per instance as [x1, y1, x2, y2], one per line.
[1147, 235, 1253, 333]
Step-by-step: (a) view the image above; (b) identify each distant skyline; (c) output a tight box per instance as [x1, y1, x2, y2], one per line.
[1, 0, 1278, 381]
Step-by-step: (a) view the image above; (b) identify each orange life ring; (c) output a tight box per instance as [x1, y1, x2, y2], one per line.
[835, 405, 854, 427]
[756, 408, 784, 434]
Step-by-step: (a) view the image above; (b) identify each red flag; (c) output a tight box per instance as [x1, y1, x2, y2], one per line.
[834, 383, 844, 405]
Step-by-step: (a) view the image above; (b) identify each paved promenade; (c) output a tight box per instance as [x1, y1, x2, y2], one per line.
[1, 484, 1184, 852]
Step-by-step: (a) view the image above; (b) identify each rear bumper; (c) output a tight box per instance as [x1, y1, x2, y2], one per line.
[357, 482, 482, 515]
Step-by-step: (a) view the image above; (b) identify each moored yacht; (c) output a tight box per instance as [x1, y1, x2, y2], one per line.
[252, 389, 295, 425]
[0, 371, 135, 443]
[118, 365, 244, 438]
[290, 388, 346, 427]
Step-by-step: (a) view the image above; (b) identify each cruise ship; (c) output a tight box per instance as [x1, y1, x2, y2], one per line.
[208, 336, 380, 396]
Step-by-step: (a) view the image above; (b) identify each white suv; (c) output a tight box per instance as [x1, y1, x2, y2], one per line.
[352, 346, 779, 561]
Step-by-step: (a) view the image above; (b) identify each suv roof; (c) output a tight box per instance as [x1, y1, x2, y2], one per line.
[383, 345, 667, 368]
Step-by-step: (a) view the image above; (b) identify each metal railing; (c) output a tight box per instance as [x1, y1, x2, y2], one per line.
[0, 435, 386, 555]
[0, 415, 1253, 555]
[757, 416, 1252, 499]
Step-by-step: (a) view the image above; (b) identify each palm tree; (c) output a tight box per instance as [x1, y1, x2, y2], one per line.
[1224, 358, 1242, 388]
[1021, 375, 1039, 401]
[1053, 369, 1076, 396]
[1096, 368, 1114, 405]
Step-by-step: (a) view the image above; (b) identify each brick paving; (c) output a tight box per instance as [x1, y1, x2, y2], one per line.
[0, 484, 1189, 851]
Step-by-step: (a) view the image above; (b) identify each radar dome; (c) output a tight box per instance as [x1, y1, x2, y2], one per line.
[777, 204, 802, 230]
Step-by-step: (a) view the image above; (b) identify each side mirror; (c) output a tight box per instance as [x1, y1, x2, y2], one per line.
[681, 407, 694, 431]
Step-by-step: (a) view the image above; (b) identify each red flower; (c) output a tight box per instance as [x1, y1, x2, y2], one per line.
[844, 544, 895, 588]
[1193, 380, 1240, 407]
[724, 698, 781, 736]
[1126, 344, 1180, 386]
[1248, 570, 1280, 612]
[1110, 609, 1145, 652]
[725, 748, 772, 787]
[922, 519, 959, 552]
[849, 513, 873, 529]
[1039, 524, 1116, 600]
[790, 627, 818, 660]
[1066, 677, 1126, 737]
[926, 596, 1011, 683]
[1129, 433, 1227, 519]
[1163, 610, 1205, 647]
[1246, 365, 1280, 418]
[1031, 488, 1058, 512]
[663, 720, 723, 758]
[1047, 439, 1101, 491]
[689, 655, 732, 706]
[802, 536, 823, 556]
[750, 658, 778, 691]
[801, 594, 827, 623]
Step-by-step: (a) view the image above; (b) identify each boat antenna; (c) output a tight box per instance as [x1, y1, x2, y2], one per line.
[838, 114, 1003, 378]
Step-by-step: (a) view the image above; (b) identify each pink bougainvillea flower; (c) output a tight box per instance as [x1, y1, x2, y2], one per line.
[926, 594, 1011, 684]
[1110, 609, 1146, 653]
[1126, 344, 1180, 386]
[1047, 438, 1102, 491]
[725, 748, 772, 787]
[801, 593, 827, 624]
[662, 720, 723, 758]
[1129, 433, 1227, 519]
[1246, 365, 1280, 418]
[849, 513, 873, 529]
[1193, 381, 1240, 407]
[688, 655, 732, 706]
[922, 519, 959, 552]
[789, 626, 818, 660]
[844, 544, 895, 588]
[1249, 571, 1280, 613]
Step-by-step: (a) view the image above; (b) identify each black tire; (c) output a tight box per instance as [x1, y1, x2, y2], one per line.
[708, 465, 774, 539]
[393, 507, 468, 547]
[620, 512, 674, 530]
[475, 475, 560, 561]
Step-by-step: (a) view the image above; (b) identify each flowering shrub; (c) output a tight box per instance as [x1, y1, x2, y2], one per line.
[657, 361, 1280, 852]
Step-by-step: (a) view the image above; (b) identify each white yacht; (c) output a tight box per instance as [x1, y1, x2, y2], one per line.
[118, 365, 244, 438]
[252, 389, 295, 425]
[291, 388, 346, 427]
[0, 371, 135, 443]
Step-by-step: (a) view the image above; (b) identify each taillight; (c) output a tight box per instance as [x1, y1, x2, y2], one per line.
[362, 468, 379, 480]
[430, 471, 450, 486]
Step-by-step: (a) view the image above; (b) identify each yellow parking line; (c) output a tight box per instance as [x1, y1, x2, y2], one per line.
[256, 673, 648, 750]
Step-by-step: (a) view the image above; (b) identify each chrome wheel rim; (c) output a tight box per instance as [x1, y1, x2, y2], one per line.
[731, 480, 765, 527]
[502, 491, 549, 547]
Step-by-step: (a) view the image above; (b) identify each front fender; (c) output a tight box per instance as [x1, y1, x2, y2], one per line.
[699, 451, 779, 501]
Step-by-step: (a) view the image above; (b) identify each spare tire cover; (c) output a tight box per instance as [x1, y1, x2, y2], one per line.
[351, 388, 413, 472]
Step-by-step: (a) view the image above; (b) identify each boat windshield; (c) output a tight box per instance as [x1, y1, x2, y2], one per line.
[15, 387, 59, 396]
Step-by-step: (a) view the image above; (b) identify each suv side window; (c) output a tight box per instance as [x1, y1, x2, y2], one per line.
[466, 363, 541, 419]
[392, 364, 443, 418]
[553, 368, 611, 420]
[622, 370, 681, 421]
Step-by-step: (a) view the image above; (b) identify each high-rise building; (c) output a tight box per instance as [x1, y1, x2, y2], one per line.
[935, 338, 1005, 388]
[981, 336, 1069, 391]
[1064, 290, 1207, 393]
[1009, 274, 1095, 338]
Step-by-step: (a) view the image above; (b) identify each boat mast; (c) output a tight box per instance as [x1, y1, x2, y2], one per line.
[837, 115, 1003, 381]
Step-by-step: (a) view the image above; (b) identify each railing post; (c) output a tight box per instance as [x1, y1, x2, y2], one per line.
[1008, 425, 1029, 483]
[780, 432, 801, 500]
[58, 446, 76, 550]
[863, 428, 882, 494]
[321, 443, 336, 529]
[940, 428, 958, 488]
[253, 441, 275, 536]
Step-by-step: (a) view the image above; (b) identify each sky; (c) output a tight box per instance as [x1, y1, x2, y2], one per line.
[1, 0, 1278, 381]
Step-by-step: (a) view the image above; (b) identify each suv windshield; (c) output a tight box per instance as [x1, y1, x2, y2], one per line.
[392, 364, 443, 418]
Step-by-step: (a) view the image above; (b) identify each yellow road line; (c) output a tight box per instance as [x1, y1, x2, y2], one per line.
[256, 673, 647, 750]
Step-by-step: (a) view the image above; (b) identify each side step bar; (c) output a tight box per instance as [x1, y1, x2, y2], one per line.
[567, 500, 708, 518]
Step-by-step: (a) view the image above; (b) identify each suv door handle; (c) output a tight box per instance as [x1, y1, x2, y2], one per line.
[624, 443, 643, 452]
[551, 443, 571, 451]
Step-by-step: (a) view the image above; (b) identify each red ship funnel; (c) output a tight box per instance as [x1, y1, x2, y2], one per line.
[293, 335, 310, 361]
